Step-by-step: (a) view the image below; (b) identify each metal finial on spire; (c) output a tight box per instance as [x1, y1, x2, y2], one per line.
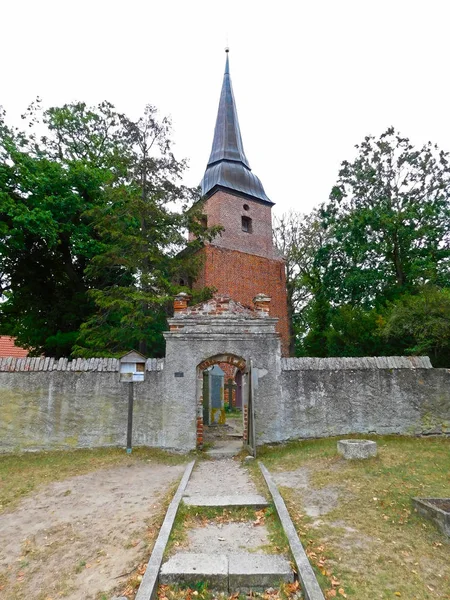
[225, 46, 229, 53]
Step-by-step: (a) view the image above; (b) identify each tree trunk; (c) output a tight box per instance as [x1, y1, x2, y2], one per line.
[392, 231, 406, 287]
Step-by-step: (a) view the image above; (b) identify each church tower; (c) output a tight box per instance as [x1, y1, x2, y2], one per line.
[192, 50, 290, 355]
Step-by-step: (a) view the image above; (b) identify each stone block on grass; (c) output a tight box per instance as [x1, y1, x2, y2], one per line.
[337, 439, 377, 460]
[412, 498, 450, 537]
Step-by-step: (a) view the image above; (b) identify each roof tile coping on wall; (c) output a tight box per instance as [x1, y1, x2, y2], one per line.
[0, 357, 165, 372]
[281, 356, 433, 370]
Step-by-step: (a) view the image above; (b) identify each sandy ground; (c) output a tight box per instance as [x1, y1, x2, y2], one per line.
[0, 462, 184, 600]
[272, 467, 339, 517]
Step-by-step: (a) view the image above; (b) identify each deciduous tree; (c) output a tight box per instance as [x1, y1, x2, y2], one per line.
[321, 127, 450, 306]
[0, 101, 213, 357]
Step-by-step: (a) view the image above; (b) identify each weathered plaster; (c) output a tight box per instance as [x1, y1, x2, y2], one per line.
[276, 367, 450, 442]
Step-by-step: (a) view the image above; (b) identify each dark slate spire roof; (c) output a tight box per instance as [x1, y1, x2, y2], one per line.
[200, 50, 272, 204]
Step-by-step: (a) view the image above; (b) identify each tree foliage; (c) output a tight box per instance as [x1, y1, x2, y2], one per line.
[322, 127, 450, 305]
[279, 128, 450, 365]
[382, 287, 450, 367]
[273, 210, 328, 355]
[0, 101, 213, 357]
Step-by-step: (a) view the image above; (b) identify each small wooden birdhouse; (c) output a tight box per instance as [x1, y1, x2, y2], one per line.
[119, 350, 147, 383]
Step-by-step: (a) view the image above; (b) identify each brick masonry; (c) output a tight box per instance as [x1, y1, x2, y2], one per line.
[188, 188, 290, 354]
[221, 362, 238, 407]
[191, 190, 279, 259]
[192, 245, 290, 355]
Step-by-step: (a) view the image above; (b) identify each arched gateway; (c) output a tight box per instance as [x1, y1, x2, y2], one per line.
[162, 293, 283, 452]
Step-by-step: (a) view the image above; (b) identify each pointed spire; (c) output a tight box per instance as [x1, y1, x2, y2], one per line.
[200, 50, 272, 204]
[206, 49, 250, 168]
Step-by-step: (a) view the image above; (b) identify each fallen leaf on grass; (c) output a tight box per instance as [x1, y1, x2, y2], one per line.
[285, 581, 299, 594]
[253, 509, 266, 526]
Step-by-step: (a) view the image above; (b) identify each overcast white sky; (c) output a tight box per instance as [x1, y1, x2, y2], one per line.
[1, 0, 449, 216]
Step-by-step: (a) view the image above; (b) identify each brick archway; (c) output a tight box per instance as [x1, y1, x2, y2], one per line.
[196, 353, 247, 449]
[197, 353, 246, 373]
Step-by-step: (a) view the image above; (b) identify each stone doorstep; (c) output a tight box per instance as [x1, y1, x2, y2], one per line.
[205, 450, 239, 458]
[228, 553, 294, 592]
[182, 494, 269, 509]
[159, 552, 293, 592]
[160, 553, 228, 590]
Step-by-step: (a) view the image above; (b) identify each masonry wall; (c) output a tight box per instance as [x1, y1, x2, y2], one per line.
[1, 355, 449, 454]
[0, 358, 192, 453]
[255, 358, 450, 444]
[192, 190, 277, 259]
[193, 245, 290, 355]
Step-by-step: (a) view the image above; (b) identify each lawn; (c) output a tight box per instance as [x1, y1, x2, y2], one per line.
[251, 436, 450, 600]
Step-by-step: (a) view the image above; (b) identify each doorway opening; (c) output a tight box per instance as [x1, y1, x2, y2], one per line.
[196, 354, 247, 451]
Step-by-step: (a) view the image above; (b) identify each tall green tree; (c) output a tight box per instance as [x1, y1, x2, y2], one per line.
[273, 209, 329, 355]
[0, 101, 123, 356]
[0, 101, 213, 357]
[74, 106, 213, 357]
[275, 129, 450, 363]
[321, 127, 450, 306]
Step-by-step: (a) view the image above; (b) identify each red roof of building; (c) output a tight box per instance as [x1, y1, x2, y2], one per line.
[0, 336, 29, 358]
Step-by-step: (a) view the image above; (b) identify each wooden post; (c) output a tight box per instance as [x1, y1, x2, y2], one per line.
[126, 381, 134, 454]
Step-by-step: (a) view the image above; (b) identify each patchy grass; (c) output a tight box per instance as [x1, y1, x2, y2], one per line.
[0, 446, 188, 513]
[250, 436, 450, 600]
[166, 503, 290, 557]
[157, 581, 303, 600]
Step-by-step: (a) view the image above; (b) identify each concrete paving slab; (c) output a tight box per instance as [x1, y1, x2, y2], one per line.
[183, 494, 269, 508]
[205, 439, 243, 458]
[159, 553, 228, 590]
[228, 552, 293, 591]
[185, 521, 271, 555]
[184, 459, 264, 499]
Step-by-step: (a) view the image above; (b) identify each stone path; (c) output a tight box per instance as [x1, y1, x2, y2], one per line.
[183, 458, 268, 507]
[159, 458, 294, 592]
[203, 418, 244, 458]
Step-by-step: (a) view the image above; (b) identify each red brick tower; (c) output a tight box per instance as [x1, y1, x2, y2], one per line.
[192, 50, 289, 355]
